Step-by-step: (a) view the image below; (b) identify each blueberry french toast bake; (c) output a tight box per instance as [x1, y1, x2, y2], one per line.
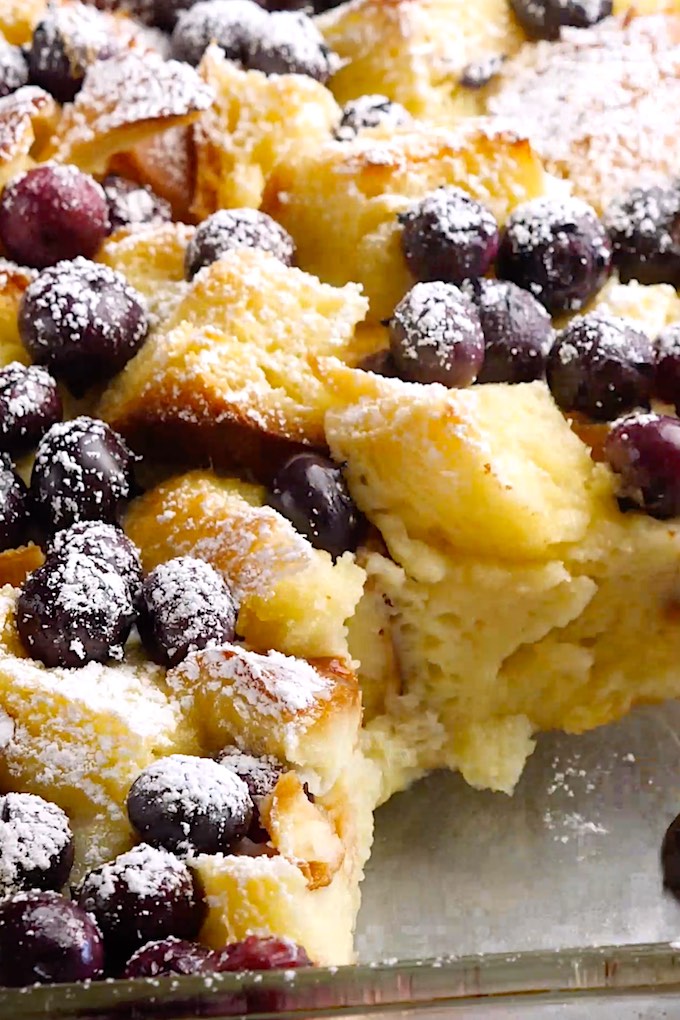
[0, 0, 679, 986]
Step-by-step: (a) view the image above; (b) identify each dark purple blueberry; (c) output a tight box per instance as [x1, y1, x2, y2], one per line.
[460, 54, 506, 90]
[0, 891, 104, 987]
[28, 2, 116, 103]
[185, 208, 295, 280]
[19, 258, 148, 394]
[604, 412, 680, 519]
[122, 937, 216, 979]
[0, 39, 28, 98]
[47, 521, 143, 606]
[269, 453, 362, 559]
[138, 556, 237, 668]
[0, 362, 62, 458]
[93, 0, 204, 30]
[245, 11, 339, 82]
[496, 196, 612, 314]
[0, 461, 29, 552]
[16, 551, 135, 667]
[215, 935, 311, 971]
[30, 417, 137, 534]
[77, 844, 206, 967]
[400, 187, 499, 285]
[334, 95, 411, 142]
[546, 312, 655, 421]
[171, 0, 268, 65]
[388, 281, 485, 387]
[0, 793, 74, 898]
[356, 349, 399, 378]
[509, 0, 612, 40]
[662, 812, 680, 899]
[217, 748, 282, 842]
[127, 754, 253, 855]
[0, 165, 110, 270]
[102, 176, 172, 234]
[464, 278, 552, 384]
[655, 323, 680, 408]
[604, 183, 680, 287]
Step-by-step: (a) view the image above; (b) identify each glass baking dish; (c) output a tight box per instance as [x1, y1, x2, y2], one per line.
[5, 700, 680, 1018]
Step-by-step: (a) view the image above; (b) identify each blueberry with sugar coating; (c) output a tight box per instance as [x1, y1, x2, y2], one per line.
[0, 891, 104, 987]
[388, 281, 485, 387]
[128, 754, 253, 855]
[217, 747, 282, 841]
[0, 362, 62, 458]
[16, 551, 135, 667]
[77, 843, 205, 966]
[400, 187, 499, 284]
[334, 95, 411, 141]
[464, 278, 552, 384]
[122, 937, 216, 978]
[0, 39, 28, 98]
[496, 196, 612, 314]
[48, 521, 143, 606]
[546, 312, 655, 421]
[102, 176, 172, 233]
[138, 556, 237, 668]
[605, 412, 680, 519]
[0, 793, 74, 897]
[0, 461, 29, 553]
[0, 165, 110, 270]
[270, 453, 362, 560]
[245, 10, 339, 82]
[510, 0, 612, 40]
[171, 0, 267, 66]
[604, 183, 680, 287]
[30, 417, 137, 534]
[185, 208, 295, 280]
[19, 258, 148, 395]
[28, 2, 116, 102]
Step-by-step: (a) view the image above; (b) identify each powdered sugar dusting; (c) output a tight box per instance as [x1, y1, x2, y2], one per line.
[0, 792, 72, 897]
[81, 841, 191, 901]
[0, 86, 55, 163]
[218, 747, 282, 801]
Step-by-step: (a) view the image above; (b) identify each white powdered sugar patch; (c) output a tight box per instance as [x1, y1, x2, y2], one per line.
[246, 10, 340, 82]
[145, 557, 236, 659]
[488, 15, 680, 206]
[0, 86, 54, 162]
[505, 195, 601, 253]
[402, 186, 497, 250]
[0, 792, 72, 897]
[335, 94, 411, 141]
[131, 754, 251, 830]
[394, 281, 482, 371]
[556, 311, 649, 369]
[173, 0, 268, 63]
[82, 842, 190, 901]
[604, 184, 680, 250]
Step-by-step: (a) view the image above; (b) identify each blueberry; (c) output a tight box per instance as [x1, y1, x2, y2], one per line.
[95, 0, 206, 31]
[388, 281, 485, 387]
[662, 812, 680, 899]
[185, 208, 295, 280]
[217, 747, 282, 842]
[334, 95, 411, 142]
[102, 175, 172, 234]
[496, 196, 612, 314]
[0, 362, 62, 458]
[356, 349, 399, 378]
[269, 453, 362, 559]
[0, 793, 74, 898]
[459, 54, 506, 90]
[604, 412, 680, 519]
[171, 0, 268, 66]
[138, 556, 237, 668]
[464, 278, 552, 384]
[245, 11, 339, 82]
[400, 188, 499, 285]
[0, 39, 28, 98]
[122, 937, 216, 978]
[0, 165, 110, 270]
[28, 3, 115, 103]
[30, 417, 137, 534]
[0, 891, 104, 987]
[19, 258, 148, 395]
[78, 844, 205, 968]
[47, 521, 143, 606]
[215, 935, 311, 971]
[509, 0, 612, 40]
[0, 461, 30, 552]
[604, 183, 680, 287]
[128, 754, 253, 855]
[546, 312, 655, 421]
[16, 551, 135, 668]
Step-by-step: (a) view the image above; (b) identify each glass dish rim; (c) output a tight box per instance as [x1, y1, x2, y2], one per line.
[5, 940, 680, 1018]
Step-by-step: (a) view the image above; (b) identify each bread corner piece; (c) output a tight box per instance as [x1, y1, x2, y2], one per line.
[264, 122, 546, 322]
[98, 248, 371, 478]
[323, 362, 680, 797]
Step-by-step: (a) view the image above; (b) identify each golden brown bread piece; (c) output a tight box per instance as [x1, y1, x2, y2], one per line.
[0, 87, 58, 190]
